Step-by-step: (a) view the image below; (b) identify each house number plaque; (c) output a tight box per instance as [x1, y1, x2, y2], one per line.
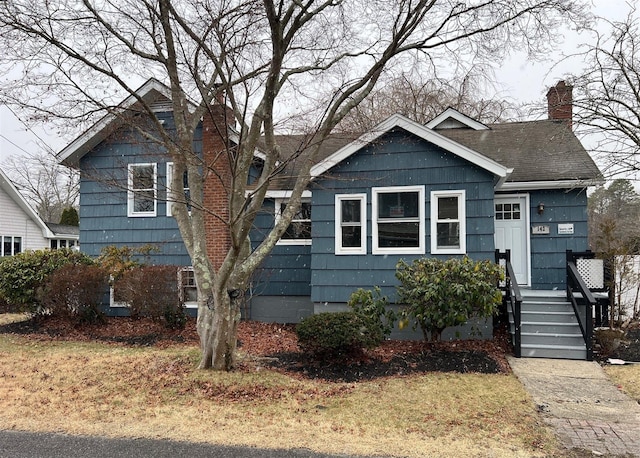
[532, 225, 550, 235]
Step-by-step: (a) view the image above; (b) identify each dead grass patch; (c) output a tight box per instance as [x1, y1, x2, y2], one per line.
[604, 364, 640, 402]
[0, 332, 559, 458]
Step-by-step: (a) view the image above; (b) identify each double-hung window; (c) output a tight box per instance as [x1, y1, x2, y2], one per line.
[335, 194, 366, 255]
[128, 163, 157, 217]
[372, 186, 425, 255]
[276, 198, 312, 245]
[179, 267, 198, 305]
[166, 162, 191, 217]
[430, 190, 466, 254]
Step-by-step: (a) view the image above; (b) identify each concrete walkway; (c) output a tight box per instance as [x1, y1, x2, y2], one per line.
[508, 357, 640, 456]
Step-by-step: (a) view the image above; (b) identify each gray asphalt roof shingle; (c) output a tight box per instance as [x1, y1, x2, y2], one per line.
[436, 120, 601, 183]
[266, 118, 601, 189]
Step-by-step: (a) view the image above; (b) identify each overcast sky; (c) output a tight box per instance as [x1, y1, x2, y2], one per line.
[0, 0, 633, 165]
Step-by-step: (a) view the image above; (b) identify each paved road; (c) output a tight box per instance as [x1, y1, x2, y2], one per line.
[0, 430, 376, 458]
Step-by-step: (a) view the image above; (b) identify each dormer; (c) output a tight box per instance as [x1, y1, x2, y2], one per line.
[425, 107, 490, 131]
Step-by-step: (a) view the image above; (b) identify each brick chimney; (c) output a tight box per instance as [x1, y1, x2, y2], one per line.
[546, 80, 573, 129]
[202, 101, 235, 270]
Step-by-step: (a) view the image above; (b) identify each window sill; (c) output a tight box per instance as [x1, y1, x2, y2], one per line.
[276, 239, 312, 246]
[372, 247, 425, 256]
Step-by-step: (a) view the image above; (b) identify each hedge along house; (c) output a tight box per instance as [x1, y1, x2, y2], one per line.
[58, 79, 603, 357]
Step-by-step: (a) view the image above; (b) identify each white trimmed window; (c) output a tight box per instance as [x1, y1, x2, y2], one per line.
[179, 267, 198, 307]
[50, 239, 77, 250]
[128, 163, 157, 217]
[335, 194, 366, 255]
[276, 198, 312, 245]
[431, 190, 466, 254]
[1, 236, 22, 256]
[166, 162, 190, 217]
[372, 186, 425, 255]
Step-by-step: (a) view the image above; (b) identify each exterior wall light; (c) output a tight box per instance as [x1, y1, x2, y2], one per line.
[537, 202, 545, 215]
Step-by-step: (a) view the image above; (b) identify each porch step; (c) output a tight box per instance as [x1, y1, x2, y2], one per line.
[520, 331, 584, 346]
[520, 343, 587, 360]
[520, 310, 578, 323]
[509, 293, 587, 360]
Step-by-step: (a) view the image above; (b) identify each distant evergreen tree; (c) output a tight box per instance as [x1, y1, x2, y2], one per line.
[59, 207, 79, 226]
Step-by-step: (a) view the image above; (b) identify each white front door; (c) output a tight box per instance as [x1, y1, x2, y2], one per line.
[494, 196, 530, 286]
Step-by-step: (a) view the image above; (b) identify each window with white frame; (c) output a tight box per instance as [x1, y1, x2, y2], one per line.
[1, 236, 21, 256]
[372, 186, 425, 255]
[430, 190, 466, 254]
[128, 163, 157, 217]
[179, 267, 198, 306]
[335, 194, 366, 255]
[166, 162, 191, 216]
[50, 239, 77, 250]
[276, 198, 311, 245]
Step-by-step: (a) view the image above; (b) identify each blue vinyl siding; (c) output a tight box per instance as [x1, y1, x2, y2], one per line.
[77, 112, 198, 266]
[309, 129, 496, 304]
[527, 189, 589, 289]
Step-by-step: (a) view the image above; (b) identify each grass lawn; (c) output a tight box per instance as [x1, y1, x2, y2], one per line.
[0, 313, 561, 457]
[604, 364, 640, 402]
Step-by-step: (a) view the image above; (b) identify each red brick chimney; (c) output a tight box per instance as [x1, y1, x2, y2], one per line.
[546, 80, 573, 129]
[202, 101, 235, 270]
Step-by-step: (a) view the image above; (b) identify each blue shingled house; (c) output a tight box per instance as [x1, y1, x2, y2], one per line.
[58, 80, 604, 359]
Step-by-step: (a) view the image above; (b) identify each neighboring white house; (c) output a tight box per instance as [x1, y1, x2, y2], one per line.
[0, 168, 78, 255]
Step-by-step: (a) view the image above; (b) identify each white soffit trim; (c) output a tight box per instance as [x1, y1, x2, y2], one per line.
[310, 113, 508, 178]
[499, 179, 605, 191]
[57, 79, 175, 167]
[264, 190, 312, 199]
[425, 107, 490, 131]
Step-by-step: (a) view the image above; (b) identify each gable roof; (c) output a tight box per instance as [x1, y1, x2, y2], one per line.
[0, 169, 55, 239]
[310, 114, 511, 184]
[60, 82, 602, 193]
[436, 119, 603, 188]
[58, 79, 176, 168]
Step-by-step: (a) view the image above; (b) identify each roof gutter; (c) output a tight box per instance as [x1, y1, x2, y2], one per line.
[498, 178, 605, 191]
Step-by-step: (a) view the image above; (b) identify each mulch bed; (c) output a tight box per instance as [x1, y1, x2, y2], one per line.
[0, 315, 512, 382]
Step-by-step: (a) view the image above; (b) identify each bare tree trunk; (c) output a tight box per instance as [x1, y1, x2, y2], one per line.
[197, 288, 241, 370]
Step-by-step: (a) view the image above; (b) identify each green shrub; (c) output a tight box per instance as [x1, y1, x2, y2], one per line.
[97, 244, 158, 282]
[114, 265, 186, 329]
[348, 286, 396, 341]
[0, 249, 95, 313]
[396, 256, 503, 342]
[38, 264, 108, 324]
[296, 311, 382, 359]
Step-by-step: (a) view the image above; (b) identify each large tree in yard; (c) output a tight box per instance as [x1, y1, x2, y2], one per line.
[0, 0, 587, 370]
[571, 9, 640, 179]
